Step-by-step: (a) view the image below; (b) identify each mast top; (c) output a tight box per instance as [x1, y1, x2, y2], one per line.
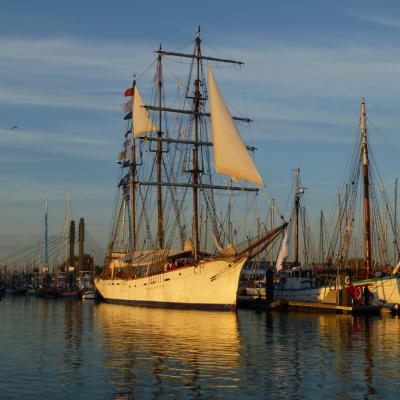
[360, 97, 368, 165]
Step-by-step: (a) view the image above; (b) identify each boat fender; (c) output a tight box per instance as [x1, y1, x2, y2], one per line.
[344, 276, 351, 285]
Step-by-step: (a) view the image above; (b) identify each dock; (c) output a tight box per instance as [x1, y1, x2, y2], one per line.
[238, 296, 390, 315]
[285, 300, 383, 315]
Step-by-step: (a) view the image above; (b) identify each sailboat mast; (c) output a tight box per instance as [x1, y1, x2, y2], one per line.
[361, 97, 372, 277]
[294, 169, 300, 266]
[192, 27, 201, 259]
[156, 51, 164, 249]
[270, 198, 275, 263]
[130, 81, 137, 255]
[319, 210, 324, 265]
[394, 177, 398, 264]
[44, 199, 48, 266]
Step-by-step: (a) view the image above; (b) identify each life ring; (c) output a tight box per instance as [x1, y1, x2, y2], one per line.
[344, 276, 351, 285]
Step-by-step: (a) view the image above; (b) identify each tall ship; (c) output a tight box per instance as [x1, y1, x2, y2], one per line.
[95, 28, 286, 309]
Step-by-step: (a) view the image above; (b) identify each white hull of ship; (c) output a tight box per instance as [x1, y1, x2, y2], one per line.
[354, 276, 400, 305]
[274, 287, 329, 302]
[95, 257, 247, 309]
[275, 276, 400, 305]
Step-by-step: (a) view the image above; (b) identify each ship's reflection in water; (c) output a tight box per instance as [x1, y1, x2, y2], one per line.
[96, 304, 400, 399]
[95, 303, 241, 399]
[1, 297, 400, 399]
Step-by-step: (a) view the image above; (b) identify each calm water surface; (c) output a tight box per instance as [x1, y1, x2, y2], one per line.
[0, 296, 399, 399]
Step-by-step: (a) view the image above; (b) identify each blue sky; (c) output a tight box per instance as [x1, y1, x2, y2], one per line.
[1, 0, 400, 258]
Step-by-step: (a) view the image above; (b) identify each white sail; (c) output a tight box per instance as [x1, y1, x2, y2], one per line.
[133, 86, 157, 137]
[275, 227, 290, 272]
[207, 68, 264, 186]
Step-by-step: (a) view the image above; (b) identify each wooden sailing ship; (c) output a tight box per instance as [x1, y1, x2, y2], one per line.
[346, 98, 400, 305]
[274, 98, 400, 305]
[95, 28, 286, 308]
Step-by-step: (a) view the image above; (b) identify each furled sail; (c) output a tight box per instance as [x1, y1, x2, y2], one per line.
[207, 68, 264, 186]
[275, 227, 289, 272]
[133, 86, 157, 137]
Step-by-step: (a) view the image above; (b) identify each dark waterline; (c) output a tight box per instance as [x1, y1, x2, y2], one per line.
[0, 296, 399, 399]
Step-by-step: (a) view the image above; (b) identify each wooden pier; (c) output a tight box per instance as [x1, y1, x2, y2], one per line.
[237, 296, 391, 315]
[285, 300, 383, 315]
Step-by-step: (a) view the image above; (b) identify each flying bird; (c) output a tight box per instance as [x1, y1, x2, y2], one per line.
[10, 125, 18, 130]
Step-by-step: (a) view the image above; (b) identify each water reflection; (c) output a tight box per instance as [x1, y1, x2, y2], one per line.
[1, 297, 400, 399]
[254, 312, 400, 399]
[95, 304, 241, 399]
[95, 305, 400, 399]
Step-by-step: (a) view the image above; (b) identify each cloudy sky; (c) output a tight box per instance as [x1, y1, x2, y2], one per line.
[1, 0, 400, 258]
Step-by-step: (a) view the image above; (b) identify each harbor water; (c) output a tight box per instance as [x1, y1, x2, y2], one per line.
[0, 296, 399, 399]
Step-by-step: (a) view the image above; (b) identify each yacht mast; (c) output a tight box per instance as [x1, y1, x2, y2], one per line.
[361, 97, 372, 277]
[319, 210, 324, 265]
[294, 168, 300, 266]
[270, 198, 275, 264]
[44, 199, 48, 267]
[394, 177, 398, 264]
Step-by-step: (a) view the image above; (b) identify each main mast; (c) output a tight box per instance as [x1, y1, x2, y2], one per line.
[130, 80, 137, 255]
[156, 50, 164, 249]
[153, 28, 246, 258]
[192, 28, 201, 259]
[361, 97, 372, 277]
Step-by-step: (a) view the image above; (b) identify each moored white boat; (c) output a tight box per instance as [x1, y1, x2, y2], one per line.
[96, 257, 246, 308]
[353, 275, 400, 305]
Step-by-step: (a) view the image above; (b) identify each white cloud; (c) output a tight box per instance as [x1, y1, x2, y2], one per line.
[0, 127, 118, 160]
[350, 13, 400, 29]
[2, 34, 400, 141]
[0, 36, 154, 74]
[0, 87, 119, 112]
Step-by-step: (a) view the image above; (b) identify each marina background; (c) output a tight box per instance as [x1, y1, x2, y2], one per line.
[2, 1, 400, 258]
